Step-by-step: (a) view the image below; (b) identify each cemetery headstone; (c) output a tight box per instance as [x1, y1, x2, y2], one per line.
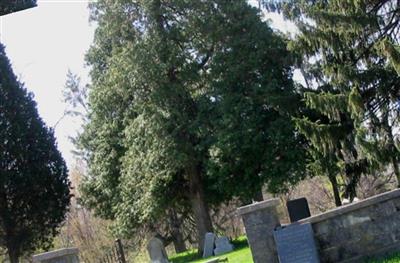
[202, 232, 216, 258]
[32, 248, 79, 263]
[213, 236, 234, 256]
[147, 237, 170, 263]
[286, 197, 311, 222]
[273, 223, 320, 263]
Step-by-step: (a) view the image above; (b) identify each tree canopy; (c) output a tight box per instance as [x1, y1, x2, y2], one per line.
[0, 44, 70, 263]
[77, 0, 305, 252]
[0, 0, 36, 16]
[263, 0, 400, 204]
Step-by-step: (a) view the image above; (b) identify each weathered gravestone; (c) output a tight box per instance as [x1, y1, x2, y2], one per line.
[213, 236, 234, 256]
[147, 237, 170, 263]
[203, 232, 216, 258]
[286, 197, 311, 222]
[273, 223, 320, 263]
[32, 248, 79, 263]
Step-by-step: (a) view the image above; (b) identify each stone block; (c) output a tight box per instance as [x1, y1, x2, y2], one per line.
[242, 208, 280, 227]
[32, 248, 79, 263]
[213, 236, 234, 256]
[203, 232, 216, 258]
[238, 198, 281, 263]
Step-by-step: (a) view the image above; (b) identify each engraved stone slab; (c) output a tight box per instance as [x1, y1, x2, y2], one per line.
[203, 232, 216, 258]
[273, 223, 320, 263]
[213, 236, 234, 256]
[287, 197, 311, 222]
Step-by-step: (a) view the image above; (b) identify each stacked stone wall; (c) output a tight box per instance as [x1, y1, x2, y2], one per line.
[238, 189, 400, 263]
[301, 190, 400, 262]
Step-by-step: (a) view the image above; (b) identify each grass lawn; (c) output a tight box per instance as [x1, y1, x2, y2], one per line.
[368, 253, 400, 263]
[169, 236, 253, 263]
[169, 237, 400, 263]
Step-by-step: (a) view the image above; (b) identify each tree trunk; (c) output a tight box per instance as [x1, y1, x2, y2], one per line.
[187, 165, 213, 255]
[328, 174, 342, 207]
[252, 188, 264, 202]
[382, 112, 400, 187]
[172, 232, 186, 253]
[8, 249, 19, 263]
[392, 157, 400, 188]
[169, 210, 187, 253]
[387, 129, 400, 188]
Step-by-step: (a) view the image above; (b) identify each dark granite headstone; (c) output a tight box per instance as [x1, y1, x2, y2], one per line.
[287, 197, 311, 222]
[273, 223, 320, 263]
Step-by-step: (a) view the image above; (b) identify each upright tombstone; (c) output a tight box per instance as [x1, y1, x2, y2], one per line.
[237, 198, 281, 263]
[286, 197, 311, 222]
[147, 237, 170, 263]
[213, 236, 234, 256]
[32, 248, 79, 263]
[202, 232, 216, 258]
[273, 223, 320, 263]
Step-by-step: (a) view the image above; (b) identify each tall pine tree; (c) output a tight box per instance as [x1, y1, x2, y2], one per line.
[264, 0, 400, 204]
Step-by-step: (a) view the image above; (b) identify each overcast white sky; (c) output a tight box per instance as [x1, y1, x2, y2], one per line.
[0, 1, 295, 169]
[1, 0, 95, 168]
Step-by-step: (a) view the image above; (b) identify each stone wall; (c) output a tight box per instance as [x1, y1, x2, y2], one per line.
[238, 189, 400, 263]
[32, 248, 79, 263]
[301, 189, 400, 262]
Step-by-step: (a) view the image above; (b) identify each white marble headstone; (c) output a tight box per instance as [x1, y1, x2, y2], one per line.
[147, 237, 170, 263]
[213, 236, 234, 256]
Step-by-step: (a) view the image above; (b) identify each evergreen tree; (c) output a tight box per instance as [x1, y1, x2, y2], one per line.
[205, 15, 306, 202]
[263, 0, 400, 204]
[0, 0, 36, 16]
[79, 0, 304, 252]
[0, 44, 70, 263]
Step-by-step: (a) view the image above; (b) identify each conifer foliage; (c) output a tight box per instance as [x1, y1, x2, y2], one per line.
[0, 44, 70, 263]
[0, 0, 36, 16]
[264, 0, 400, 205]
[78, 0, 304, 252]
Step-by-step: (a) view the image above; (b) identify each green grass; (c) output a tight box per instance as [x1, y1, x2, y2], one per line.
[169, 237, 400, 263]
[169, 236, 253, 263]
[367, 253, 400, 263]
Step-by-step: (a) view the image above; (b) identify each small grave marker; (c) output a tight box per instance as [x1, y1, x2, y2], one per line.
[273, 223, 320, 263]
[213, 236, 234, 256]
[203, 232, 216, 258]
[286, 197, 311, 222]
[147, 237, 170, 263]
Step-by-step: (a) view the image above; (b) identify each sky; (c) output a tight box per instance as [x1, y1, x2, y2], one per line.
[0, 0, 95, 168]
[0, 1, 296, 169]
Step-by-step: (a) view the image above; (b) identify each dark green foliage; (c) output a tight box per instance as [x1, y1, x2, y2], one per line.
[78, 0, 305, 249]
[263, 0, 400, 203]
[0, 0, 36, 16]
[0, 44, 70, 262]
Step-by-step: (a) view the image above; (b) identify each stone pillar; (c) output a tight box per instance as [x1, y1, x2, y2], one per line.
[237, 198, 281, 263]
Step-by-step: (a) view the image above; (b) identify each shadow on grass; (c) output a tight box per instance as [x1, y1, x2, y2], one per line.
[169, 236, 249, 263]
